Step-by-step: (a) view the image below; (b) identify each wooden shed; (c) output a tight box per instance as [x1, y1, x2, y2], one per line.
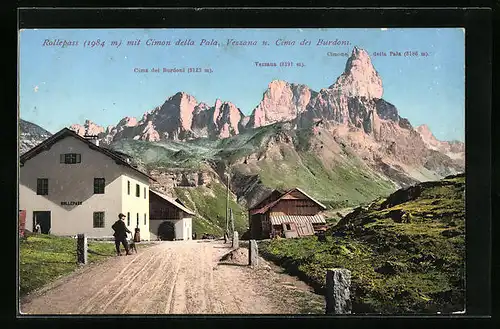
[248, 187, 327, 239]
[149, 189, 196, 241]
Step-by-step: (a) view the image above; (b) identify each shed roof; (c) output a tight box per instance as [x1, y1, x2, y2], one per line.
[248, 189, 284, 210]
[291, 187, 327, 209]
[249, 187, 327, 215]
[20, 128, 156, 182]
[149, 189, 196, 215]
[106, 149, 133, 159]
[269, 214, 326, 225]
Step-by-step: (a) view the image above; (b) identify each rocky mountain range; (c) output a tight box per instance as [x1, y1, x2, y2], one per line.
[19, 119, 52, 155]
[67, 46, 464, 174]
[69, 47, 462, 148]
[415, 124, 465, 160]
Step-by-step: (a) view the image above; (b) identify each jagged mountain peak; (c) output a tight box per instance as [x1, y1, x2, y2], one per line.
[330, 46, 383, 99]
[415, 124, 464, 157]
[70, 119, 105, 136]
[248, 80, 312, 128]
[166, 91, 198, 104]
[415, 124, 432, 136]
[344, 46, 375, 72]
[118, 116, 138, 127]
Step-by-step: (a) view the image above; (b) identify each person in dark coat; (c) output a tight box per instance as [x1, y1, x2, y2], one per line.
[112, 213, 132, 256]
[134, 227, 141, 242]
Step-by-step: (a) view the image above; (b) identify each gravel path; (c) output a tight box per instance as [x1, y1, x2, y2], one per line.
[20, 240, 324, 314]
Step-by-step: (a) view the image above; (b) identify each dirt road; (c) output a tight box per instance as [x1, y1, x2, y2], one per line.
[20, 240, 324, 314]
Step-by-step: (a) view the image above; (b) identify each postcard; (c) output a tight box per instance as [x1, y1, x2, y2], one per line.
[18, 27, 465, 315]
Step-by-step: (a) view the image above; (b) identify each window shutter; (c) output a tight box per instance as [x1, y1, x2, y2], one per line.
[60, 154, 65, 163]
[76, 154, 81, 163]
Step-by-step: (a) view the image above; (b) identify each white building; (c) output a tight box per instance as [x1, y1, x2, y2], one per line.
[19, 128, 155, 240]
[149, 189, 195, 241]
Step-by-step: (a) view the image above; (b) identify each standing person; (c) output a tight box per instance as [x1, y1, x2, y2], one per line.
[112, 213, 132, 256]
[134, 227, 141, 242]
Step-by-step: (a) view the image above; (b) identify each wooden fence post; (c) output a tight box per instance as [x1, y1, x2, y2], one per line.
[248, 239, 259, 266]
[77, 234, 88, 265]
[325, 268, 352, 314]
[232, 231, 239, 249]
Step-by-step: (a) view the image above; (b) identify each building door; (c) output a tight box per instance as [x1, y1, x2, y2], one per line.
[250, 216, 263, 239]
[158, 221, 175, 241]
[33, 211, 51, 234]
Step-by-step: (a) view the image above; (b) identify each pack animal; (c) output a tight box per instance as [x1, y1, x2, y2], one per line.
[128, 234, 138, 254]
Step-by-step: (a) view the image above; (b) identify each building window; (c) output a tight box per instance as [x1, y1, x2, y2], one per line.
[36, 178, 48, 195]
[136, 213, 139, 227]
[155, 207, 178, 219]
[94, 178, 105, 194]
[127, 212, 130, 226]
[127, 181, 130, 195]
[144, 213, 146, 225]
[60, 153, 81, 164]
[93, 212, 105, 228]
[144, 187, 146, 199]
[136, 184, 140, 197]
[285, 224, 291, 230]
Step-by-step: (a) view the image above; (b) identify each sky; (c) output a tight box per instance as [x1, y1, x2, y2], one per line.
[19, 28, 465, 142]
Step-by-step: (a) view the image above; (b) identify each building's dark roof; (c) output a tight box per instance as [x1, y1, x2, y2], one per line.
[248, 189, 281, 210]
[250, 198, 282, 215]
[249, 187, 327, 215]
[149, 189, 196, 215]
[105, 149, 133, 159]
[291, 187, 327, 209]
[20, 128, 156, 182]
[175, 198, 186, 207]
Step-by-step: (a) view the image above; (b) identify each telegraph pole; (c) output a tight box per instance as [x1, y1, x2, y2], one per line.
[225, 173, 229, 238]
[230, 208, 235, 235]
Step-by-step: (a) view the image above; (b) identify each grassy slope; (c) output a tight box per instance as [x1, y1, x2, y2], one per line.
[255, 148, 395, 209]
[259, 174, 465, 314]
[174, 181, 248, 236]
[236, 122, 396, 209]
[19, 234, 151, 296]
[110, 124, 275, 169]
